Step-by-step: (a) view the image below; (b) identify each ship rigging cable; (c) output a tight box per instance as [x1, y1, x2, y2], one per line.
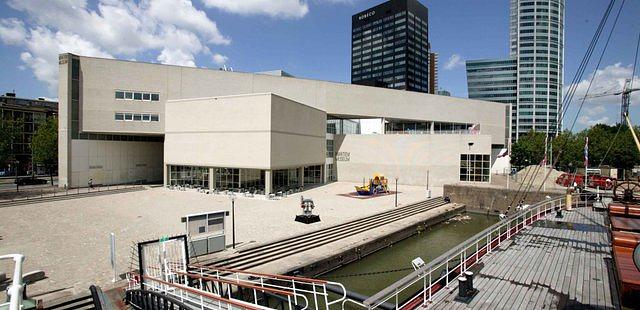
[534, 0, 626, 194]
[597, 32, 640, 168]
[506, 0, 618, 214]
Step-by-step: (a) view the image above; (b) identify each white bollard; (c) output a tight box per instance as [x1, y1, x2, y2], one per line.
[110, 233, 117, 282]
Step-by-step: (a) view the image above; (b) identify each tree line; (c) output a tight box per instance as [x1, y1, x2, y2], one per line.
[511, 124, 640, 173]
[0, 116, 57, 184]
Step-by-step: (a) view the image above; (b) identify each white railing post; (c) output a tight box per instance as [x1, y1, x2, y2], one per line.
[445, 261, 449, 287]
[428, 271, 432, 302]
[423, 276, 427, 306]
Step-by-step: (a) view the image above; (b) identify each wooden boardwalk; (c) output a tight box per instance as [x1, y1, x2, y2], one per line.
[428, 207, 620, 310]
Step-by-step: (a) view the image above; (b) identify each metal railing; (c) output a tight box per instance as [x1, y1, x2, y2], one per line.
[190, 264, 348, 310]
[0, 254, 25, 310]
[140, 275, 264, 310]
[359, 194, 581, 310]
[0, 181, 146, 204]
[384, 130, 478, 135]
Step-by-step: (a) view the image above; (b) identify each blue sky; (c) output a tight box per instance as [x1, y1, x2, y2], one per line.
[0, 0, 638, 131]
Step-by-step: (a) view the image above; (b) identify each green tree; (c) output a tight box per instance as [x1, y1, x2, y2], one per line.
[31, 117, 58, 185]
[0, 118, 22, 170]
[608, 126, 640, 172]
[551, 130, 582, 171]
[510, 130, 547, 167]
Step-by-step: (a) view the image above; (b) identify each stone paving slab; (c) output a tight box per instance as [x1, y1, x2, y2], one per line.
[0, 182, 440, 302]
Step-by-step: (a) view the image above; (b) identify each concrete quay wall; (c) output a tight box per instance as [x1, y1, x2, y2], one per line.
[443, 184, 563, 214]
[283, 204, 465, 277]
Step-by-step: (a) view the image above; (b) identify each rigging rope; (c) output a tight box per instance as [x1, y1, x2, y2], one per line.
[534, 0, 624, 194]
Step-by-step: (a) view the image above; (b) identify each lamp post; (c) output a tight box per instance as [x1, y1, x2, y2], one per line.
[230, 193, 236, 249]
[395, 177, 398, 208]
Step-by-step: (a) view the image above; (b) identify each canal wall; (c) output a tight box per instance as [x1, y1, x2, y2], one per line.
[286, 204, 465, 277]
[443, 184, 562, 214]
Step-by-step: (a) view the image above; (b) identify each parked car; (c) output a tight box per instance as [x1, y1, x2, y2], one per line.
[555, 173, 585, 188]
[14, 177, 48, 186]
[588, 175, 615, 190]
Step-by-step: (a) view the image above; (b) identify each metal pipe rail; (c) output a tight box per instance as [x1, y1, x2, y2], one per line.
[359, 194, 583, 310]
[171, 269, 309, 310]
[141, 275, 265, 310]
[0, 254, 25, 310]
[190, 264, 348, 310]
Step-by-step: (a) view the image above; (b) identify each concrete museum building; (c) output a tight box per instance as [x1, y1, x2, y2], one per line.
[58, 54, 509, 194]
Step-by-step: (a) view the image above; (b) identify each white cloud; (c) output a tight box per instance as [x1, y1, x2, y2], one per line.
[578, 105, 611, 126]
[578, 115, 610, 126]
[148, 0, 230, 44]
[0, 18, 27, 44]
[567, 63, 640, 106]
[201, 0, 310, 19]
[212, 53, 228, 65]
[444, 54, 463, 70]
[2, 0, 230, 94]
[20, 27, 113, 91]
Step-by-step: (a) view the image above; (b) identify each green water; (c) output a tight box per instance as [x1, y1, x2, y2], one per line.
[319, 213, 498, 297]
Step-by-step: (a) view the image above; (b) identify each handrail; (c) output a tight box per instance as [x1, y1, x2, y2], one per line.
[190, 264, 328, 284]
[190, 264, 348, 309]
[172, 270, 295, 296]
[0, 254, 25, 310]
[361, 194, 584, 309]
[141, 275, 264, 310]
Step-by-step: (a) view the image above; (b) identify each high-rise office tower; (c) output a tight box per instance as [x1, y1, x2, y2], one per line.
[467, 0, 564, 140]
[351, 0, 435, 94]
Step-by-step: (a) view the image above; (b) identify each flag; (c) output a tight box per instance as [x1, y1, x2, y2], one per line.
[584, 136, 589, 169]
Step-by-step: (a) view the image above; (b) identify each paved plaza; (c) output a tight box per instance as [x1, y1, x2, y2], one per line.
[0, 182, 440, 301]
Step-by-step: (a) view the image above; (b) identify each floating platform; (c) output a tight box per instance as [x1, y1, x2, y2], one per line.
[428, 207, 618, 309]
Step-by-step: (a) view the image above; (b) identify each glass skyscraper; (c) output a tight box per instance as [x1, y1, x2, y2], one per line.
[467, 0, 564, 140]
[351, 0, 436, 94]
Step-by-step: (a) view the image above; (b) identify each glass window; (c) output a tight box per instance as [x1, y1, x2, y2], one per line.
[304, 165, 322, 185]
[326, 140, 334, 158]
[124, 113, 133, 121]
[115, 91, 125, 99]
[133, 114, 142, 121]
[134, 92, 143, 100]
[150, 114, 159, 122]
[169, 165, 209, 188]
[143, 93, 151, 101]
[142, 114, 151, 122]
[124, 92, 133, 100]
[459, 154, 490, 182]
[115, 113, 124, 121]
[151, 93, 159, 101]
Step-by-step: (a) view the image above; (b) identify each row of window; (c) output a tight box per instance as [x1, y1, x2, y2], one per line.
[115, 90, 160, 101]
[114, 112, 160, 122]
[521, 1, 562, 8]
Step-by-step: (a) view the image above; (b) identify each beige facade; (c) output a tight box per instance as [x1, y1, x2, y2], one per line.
[58, 54, 507, 190]
[164, 93, 326, 170]
[334, 134, 492, 186]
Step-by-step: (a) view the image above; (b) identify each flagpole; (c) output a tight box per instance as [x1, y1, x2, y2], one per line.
[584, 136, 589, 190]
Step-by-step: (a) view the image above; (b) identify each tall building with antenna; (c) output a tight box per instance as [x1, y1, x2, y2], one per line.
[467, 0, 565, 141]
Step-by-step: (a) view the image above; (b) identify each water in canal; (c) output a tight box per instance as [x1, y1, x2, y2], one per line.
[319, 212, 498, 297]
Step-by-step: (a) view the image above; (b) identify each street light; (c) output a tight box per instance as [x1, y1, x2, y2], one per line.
[395, 177, 398, 208]
[229, 193, 236, 249]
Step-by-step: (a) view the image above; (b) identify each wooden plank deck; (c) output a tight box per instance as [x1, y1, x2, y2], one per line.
[427, 207, 620, 310]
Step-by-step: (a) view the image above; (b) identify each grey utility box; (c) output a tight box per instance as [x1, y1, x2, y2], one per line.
[181, 210, 229, 256]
